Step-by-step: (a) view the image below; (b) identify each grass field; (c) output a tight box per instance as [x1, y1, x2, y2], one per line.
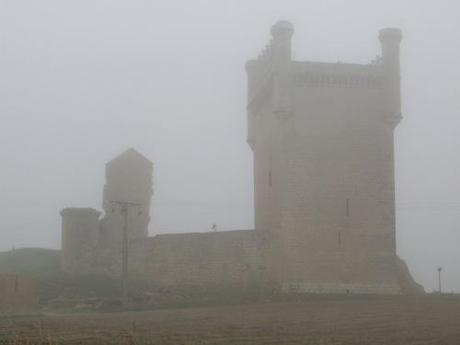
[1, 295, 460, 345]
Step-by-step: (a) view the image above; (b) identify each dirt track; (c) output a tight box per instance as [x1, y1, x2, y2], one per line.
[1, 296, 460, 344]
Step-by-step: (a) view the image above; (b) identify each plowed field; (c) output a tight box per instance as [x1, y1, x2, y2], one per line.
[1, 296, 459, 344]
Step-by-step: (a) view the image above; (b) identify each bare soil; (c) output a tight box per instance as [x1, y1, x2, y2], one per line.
[1, 295, 460, 345]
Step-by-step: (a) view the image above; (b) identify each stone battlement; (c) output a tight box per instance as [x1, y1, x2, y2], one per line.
[291, 61, 385, 90]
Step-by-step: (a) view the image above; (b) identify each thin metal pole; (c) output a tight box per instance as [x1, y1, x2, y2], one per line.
[121, 204, 129, 305]
[437, 267, 442, 294]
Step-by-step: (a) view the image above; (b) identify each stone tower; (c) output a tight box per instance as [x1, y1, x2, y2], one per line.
[247, 21, 404, 293]
[60, 148, 154, 276]
[61, 208, 101, 274]
[99, 148, 153, 249]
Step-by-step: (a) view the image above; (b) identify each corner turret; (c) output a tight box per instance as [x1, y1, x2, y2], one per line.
[379, 28, 402, 72]
[379, 28, 403, 125]
[270, 20, 294, 64]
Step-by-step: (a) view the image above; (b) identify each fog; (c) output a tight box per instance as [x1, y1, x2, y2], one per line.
[1, 0, 459, 293]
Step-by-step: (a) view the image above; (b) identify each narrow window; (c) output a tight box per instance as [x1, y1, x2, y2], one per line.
[346, 198, 350, 217]
[268, 146, 273, 188]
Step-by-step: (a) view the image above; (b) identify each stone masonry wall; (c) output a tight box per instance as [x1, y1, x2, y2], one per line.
[60, 208, 101, 274]
[139, 230, 269, 289]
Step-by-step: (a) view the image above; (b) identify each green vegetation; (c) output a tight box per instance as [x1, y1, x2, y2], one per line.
[0, 248, 60, 277]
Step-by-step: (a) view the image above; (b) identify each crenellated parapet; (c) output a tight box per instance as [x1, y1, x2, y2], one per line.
[291, 62, 385, 90]
[246, 24, 403, 150]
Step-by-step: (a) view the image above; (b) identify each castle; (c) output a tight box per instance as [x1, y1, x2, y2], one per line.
[60, 21, 420, 294]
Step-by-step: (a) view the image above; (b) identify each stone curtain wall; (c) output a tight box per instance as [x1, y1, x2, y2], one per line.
[141, 230, 269, 289]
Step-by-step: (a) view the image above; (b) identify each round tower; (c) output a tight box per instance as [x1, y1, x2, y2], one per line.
[379, 27, 402, 72]
[270, 20, 294, 63]
[379, 28, 403, 125]
[60, 208, 101, 274]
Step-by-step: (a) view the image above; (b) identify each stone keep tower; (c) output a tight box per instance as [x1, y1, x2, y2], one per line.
[247, 21, 404, 293]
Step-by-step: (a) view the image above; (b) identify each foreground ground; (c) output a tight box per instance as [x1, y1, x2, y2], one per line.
[1, 295, 460, 345]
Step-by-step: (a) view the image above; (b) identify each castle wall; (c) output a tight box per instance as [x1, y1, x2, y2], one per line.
[139, 230, 269, 289]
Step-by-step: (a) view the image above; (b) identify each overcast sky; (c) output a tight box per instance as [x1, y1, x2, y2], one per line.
[1, 0, 459, 292]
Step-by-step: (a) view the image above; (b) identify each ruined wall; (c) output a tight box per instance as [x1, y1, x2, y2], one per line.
[61, 208, 100, 274]
[140, 230, 270, 289]
[0, 275, 39, 312]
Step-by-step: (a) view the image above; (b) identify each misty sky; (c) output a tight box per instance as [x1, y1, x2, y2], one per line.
[1, 0, 459, 292]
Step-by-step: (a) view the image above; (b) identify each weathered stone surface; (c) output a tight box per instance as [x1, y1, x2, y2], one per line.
[100, 148, 153, 246]
[139, 230, 270, 288]
[0, 275, 39, 312]
[60, 208, 100, 274]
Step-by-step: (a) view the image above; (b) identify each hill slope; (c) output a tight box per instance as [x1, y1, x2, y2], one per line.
[0, 248, 120, 302]
[0, 248, 61, 277]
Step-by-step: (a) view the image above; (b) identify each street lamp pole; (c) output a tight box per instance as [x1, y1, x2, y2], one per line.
[437, 267, 443, 294]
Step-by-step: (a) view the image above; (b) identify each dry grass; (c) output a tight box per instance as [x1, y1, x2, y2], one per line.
[1, 295, 460, 345]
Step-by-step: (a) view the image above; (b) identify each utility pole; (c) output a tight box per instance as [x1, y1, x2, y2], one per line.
[437, 267, 443, 294]
[109, 200, 143, 305]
